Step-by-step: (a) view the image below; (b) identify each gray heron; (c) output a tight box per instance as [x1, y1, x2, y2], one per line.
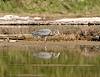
[32, 29, 60, 41]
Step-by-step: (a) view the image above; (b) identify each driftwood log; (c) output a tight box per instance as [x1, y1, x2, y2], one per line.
[0, 16, 100, 25]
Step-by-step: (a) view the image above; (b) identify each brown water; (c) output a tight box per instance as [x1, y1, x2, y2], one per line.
[0, 41, 100, 77]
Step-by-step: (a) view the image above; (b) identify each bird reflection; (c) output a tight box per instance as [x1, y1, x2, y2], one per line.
[33, 46, 60, 59]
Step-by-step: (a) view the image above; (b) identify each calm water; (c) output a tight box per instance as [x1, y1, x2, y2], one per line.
[0, 43, 100, 77]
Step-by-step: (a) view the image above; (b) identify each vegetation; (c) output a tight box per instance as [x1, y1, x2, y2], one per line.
[0, 0, 100, 16]
[0, 0, 100, 77]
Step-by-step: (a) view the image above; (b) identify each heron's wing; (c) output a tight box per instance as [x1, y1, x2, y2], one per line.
[32, 29, 52, 36]
[39, 29, 52, 35]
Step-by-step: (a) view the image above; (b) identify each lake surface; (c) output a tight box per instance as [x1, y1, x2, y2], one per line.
[0, 41, 100, 77]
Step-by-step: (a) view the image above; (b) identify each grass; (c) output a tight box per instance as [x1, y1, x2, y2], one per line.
[0, 42, 100, 77]
[0, 0, 100, 17]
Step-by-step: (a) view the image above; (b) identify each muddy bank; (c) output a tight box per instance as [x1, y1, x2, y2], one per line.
[0, 24, 100, 41]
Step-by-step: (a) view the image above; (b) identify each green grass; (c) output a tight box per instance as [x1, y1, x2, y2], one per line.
[0, 44, 100, 77]
[0, 0, 100, 16]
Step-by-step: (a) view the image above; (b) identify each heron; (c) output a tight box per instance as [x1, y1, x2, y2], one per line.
[32, 29, 60, 41]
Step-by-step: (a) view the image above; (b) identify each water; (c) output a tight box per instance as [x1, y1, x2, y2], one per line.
[0, 42, 100, 77]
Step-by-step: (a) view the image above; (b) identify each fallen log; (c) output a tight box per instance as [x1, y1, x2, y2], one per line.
[0, 17, 100, 25]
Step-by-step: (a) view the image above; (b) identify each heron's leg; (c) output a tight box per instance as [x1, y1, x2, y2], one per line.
[37, 36, 40, 41]
[44, 36, 47, 42]
[44, 36, 47, 51]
